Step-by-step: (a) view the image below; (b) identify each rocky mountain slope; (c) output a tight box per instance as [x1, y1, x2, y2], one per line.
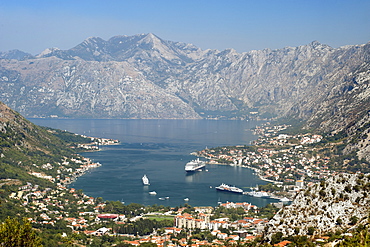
[0, 33, 369, 121]
[264, 173, 370, 242]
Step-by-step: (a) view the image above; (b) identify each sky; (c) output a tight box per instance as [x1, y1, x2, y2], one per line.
[0, 0, 369, 55]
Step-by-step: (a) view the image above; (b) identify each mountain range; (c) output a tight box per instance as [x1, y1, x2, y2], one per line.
[1, 34, 370, 160]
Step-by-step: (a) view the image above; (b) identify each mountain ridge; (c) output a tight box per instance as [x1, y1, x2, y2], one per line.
[0, 34, 369, 127]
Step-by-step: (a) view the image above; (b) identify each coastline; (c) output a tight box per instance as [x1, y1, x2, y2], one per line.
[63, 137, 119, 186]
[203, 158, 279, 185]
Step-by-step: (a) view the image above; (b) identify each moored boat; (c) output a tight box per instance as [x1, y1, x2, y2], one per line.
[244, 185, 270, 198]
[280, 197, 291, 202]
[215, 183, 243, 194]
[142, 174, 150, 185]
[245, 190, 270, 198]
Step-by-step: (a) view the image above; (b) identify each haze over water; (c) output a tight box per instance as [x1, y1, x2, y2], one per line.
[30, 119, 278, 207]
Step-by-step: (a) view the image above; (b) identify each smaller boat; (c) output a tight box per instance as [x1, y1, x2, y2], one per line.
[142, 174, 150, 185]
[184, 198, 189, 201]
[149, 191, 157, 195]
[244, 185, 269, 198]
[245, 190, 269, 198]
[159, 197, 165, 200]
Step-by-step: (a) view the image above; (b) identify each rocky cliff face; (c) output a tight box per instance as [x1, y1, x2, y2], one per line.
[264, 173, 370, 241]
[0, 57, 200, 119]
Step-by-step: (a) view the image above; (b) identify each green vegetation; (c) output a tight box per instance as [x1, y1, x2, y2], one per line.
[212, 206, 246, 221]
[45, 128, 91, 144]
[144, 215, 174, 221]
[337, 224, 370, 246]
[254, 204, 279, 219]
[258, 183, 283, 193]
[103, 201, 146, 217]
[0, 217, 43, 247]
[0, 122, 86, 188]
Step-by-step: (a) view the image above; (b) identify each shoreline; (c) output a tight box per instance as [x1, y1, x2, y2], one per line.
[203, 158, 280, 185]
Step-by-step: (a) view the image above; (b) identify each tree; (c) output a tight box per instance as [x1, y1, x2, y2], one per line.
[350, 216, 358, 225]
[307, 226, 315, 236]
[270, 232, 283, 245]
[0, 217, 42, 246]
[336, 218, 343, 225]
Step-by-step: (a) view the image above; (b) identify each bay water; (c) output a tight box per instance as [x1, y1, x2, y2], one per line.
[29, 119, 278, 207]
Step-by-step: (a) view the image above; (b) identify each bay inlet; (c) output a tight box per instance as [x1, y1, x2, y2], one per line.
[29, 119, 279, 207]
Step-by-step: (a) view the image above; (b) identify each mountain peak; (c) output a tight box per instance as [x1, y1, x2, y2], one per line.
[0, 49, 34, 60]
[310, 40, 321, 46]
[36, 47, 60, 57]
[138, 33, 163, 47]
[83, 36, 106, 45]
[308, 40, 332, 50]
[145, 33, 157, 39]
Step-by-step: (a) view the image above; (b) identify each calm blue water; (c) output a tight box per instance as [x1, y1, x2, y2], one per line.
[29, 119, 278, 207]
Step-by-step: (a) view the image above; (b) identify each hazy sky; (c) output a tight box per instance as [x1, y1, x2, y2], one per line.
[1, 0, 369, 55]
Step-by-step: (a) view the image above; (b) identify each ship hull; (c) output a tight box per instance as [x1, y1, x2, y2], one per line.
[216, 188, 243, 194]
[185, 164, 206, 172]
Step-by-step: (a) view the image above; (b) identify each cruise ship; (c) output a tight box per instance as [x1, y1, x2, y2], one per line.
[185, 158, 206, 172]
[215, 183, 243, 194]
[142, 174, 150, 185]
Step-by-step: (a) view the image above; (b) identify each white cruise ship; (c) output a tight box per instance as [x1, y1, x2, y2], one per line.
[142, 174, 150, 185]
[185, 158, 206, 172]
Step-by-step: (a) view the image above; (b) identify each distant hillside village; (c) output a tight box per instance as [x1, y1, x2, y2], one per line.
[73, 136, 119, 150]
